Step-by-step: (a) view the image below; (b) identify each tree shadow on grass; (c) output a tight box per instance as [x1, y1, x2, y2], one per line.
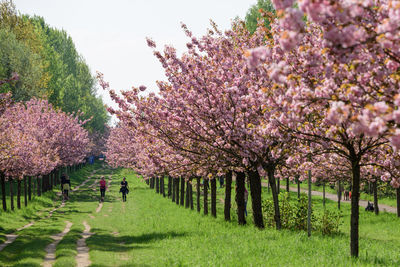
[87, 230, 187, 253]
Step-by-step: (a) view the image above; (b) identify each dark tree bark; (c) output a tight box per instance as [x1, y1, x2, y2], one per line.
[50, 171, 53, 190]
[196, 177, 201, 213]
[297, 175, 300, 199]
[180, 177, 185, 206]
[323, 182, 326, 208]
[236, 172, 246, 225]
[248, 169, 264, 229]
[168, 176, 172, 198]
[146, 178, 149, 185]
[189, 178, 193, 210]
[277, 178, 280, 194]
[266, 166, 281, 230]
[203, 178, 208, 215]
[350, 158, 361, 258]
[224, 171, 232, 221]
[337, 180, 341, 210]
[156, 177, 159, 193]
[1, 172, 6, 211]
[286, 177, 290, 192]
[10, 179, 14, 211]
[172, 178, 176, 202]
[28, 177, 32, 201]
[397, 187, 400, 218]
[185, 180, 190, 208]
[37, 177, 41, 197]
[17, 179, 21, 209]
[175, 178, 179, 205]
[33, 177, 36, 197]
[24, 177, 27, 207]
[373, 180, 379, 215]
[161, 177, 166, 197]
[211, 178, 216, 217]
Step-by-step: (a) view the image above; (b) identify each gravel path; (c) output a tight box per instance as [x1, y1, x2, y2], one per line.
[42, 221, 73, 267]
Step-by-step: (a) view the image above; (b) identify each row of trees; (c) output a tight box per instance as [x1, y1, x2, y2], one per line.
[102, 0, 400, 258]
[0, 91, 90, 211]
[0, 0, 109, 134]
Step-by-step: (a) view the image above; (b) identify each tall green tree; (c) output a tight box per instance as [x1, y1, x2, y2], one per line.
[245, 0, 275, 34]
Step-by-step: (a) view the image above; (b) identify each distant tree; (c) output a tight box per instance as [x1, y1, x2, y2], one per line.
[245, 0, 275, 34]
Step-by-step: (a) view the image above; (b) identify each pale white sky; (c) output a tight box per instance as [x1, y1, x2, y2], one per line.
[14, 0, 256, 122]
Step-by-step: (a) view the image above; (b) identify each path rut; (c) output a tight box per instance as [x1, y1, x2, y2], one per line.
[76, 221, 92, 267]
[42, 221, 73, 267]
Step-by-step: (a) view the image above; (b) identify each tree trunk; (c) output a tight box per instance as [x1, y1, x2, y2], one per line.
[236, 172, 246, 225]
[42, 175, 46, 193]
[189, 178, 194, 210]
[307, 169, 312, 237]
[37, 177, 41, 197]
[33, 177, 36, 197]
[175, 178, 179, 205]
[286, 177, 290, 192]
[17, 179, 21, 209]
[1, 172, 6, 211]
[337, 180, 341, 210]
[373, 180, 379, 215]
[146, 178, 149, 185]
[24, 177, 27, 207]
[196, 177, 201, 213]
[204, 178, 208, 215]
[277, 178, 280, 194]
[10, 179, 14, 211]
[28, 177, 32, 201]
[266, 166, 281, 230]
[180, 177, 185, 206]
[224, 171, 232, 221]
[172, 178, 176, 203]
[156, 177, 159, 193]
[397, 187, 400, 218]
[50, 172, 53, 190]
[211, 178, 216, 217]
[350, 159, 361, 258]
[248, 169, 264, 229]
[323, 182, 326, 208]
[297, 176, 300, 199]
[185, 180, 190, 208]
[161, 177, 165, 197]
[168, 176, 172, 198]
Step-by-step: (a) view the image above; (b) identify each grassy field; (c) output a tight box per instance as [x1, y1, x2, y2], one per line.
[0, 165, 399, 266]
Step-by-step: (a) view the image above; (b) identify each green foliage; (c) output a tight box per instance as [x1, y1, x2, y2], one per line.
[245, 0, 275, 34]
[0, 0, 109, 134]
[263, 192, 342, 235]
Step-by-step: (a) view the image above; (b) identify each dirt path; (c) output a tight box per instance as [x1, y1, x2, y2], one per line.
[261, 182, 397, 213]
[75, 221, 92, 267]
[42, 221, 73, 267]
[96, 202, 103, 213]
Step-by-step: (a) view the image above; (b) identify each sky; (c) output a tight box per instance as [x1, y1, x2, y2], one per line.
[13, 0, 257, 122]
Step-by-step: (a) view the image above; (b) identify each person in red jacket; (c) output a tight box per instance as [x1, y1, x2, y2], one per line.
[99, 176, 107, 202]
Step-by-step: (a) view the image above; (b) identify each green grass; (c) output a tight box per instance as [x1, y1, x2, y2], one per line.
[1, 165, 399, 266]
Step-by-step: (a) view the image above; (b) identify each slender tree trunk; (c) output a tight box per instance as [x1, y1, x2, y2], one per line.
[286, 177, 290, 192]
[307, 169, 312, 237]
[33, 177, 36, 197]
[10, 179, 14, 211]
[185, 180, 190, 208]
[196, 177, 201, 213]
[323, 182, 326, 208]
[266, 166, 281, 230]
[267, 176, 270, 193]
[168, 176, 172, 198]
[17, 179, 21, 209]
[180, 177, 185, 206]
[297, 176, 300, 199]
[224, 171, 232, 221]
[236, 172, 246, 225]
[161, 177, 165, 197]
[189, 178, 193, 210]
[337, 180, 341, 210]
[146, 178, 149, 185]
[211, 178, 216, 217]
[28, 177, 32, 201]
[1, 172, 6, 211]
[373, 180, 379, 215]
[248, 169, 264, 229]
[277, 178, 280, 194]
[350, 159, 361, 258]
[42, 175, 46, 193]
[37, 177, 41, 197]
[397, 187, 400, 218]
[172, 178, 176, 202]
[50, 172, 53, 190]
[24, 177, 27, 207]
[175, 178, 179, 205]
[204, 178, 208, 215]
[156, 177, 159, 193]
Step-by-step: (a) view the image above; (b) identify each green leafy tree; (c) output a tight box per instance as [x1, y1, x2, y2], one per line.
[245, 0, 275, 34]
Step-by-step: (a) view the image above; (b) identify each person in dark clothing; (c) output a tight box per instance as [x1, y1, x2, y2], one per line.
[61, 173, 71, 200]
[99, 176, 106, 202]
[219, 176, 224, 188]
[120, 177, 129, 202]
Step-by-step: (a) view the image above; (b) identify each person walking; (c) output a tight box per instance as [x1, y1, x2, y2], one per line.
[120, 177, 129, 202]
[61, 173, 71, 201]
[99, 176, 106, 202]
